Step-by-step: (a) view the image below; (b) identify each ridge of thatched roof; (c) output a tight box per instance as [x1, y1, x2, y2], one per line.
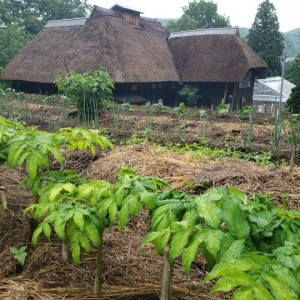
[2, 5, 178, 84]
[169, 27, 239, 38]
[169, 29, 267, 83]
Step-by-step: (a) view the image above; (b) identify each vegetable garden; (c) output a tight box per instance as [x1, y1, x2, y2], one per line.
[0, 87, 300, 300]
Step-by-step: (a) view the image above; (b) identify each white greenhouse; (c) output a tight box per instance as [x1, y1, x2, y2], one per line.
[253, 77, 295, 107]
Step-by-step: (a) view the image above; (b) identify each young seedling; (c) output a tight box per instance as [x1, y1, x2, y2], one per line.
[10, 246, 28, 267]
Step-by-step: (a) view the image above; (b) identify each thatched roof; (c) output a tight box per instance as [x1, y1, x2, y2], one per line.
[169, 28, 267, 83]
[2, 6, 178, 84]
[2, 8, 267, 86]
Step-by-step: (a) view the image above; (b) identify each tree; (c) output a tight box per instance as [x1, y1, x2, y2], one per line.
[285, 54, 300, 85]
[286, 84, 300, 114]
[0, 0, 91, 35]
[0, 25, 30, 68]
[167, 0, 230, 32]
[247, 0, 284, 77]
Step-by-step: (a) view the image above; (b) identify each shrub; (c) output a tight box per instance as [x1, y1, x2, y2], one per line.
[55, 67, 114, 125]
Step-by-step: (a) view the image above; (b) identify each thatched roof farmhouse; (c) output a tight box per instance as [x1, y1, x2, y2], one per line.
[1, 5, 267, 107]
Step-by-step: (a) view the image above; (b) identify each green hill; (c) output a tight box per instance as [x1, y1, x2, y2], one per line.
[284, 28, 300, 57]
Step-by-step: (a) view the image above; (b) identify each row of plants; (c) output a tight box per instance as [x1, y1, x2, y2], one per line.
[1, 115, 300, 299]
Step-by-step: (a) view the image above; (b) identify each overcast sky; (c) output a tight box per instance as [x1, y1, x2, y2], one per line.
[89, 0, 300, 32]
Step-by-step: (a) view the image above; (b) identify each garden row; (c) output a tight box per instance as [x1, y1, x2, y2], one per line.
[1, 116, 300, 299]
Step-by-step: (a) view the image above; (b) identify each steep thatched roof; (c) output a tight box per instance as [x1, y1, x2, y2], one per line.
[169, 28, 267, 83]
[2, 6, 178, 84]
[2, 8, 267, 86]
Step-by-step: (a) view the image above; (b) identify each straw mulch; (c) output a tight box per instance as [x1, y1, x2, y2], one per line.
[86, 145, 300, 209]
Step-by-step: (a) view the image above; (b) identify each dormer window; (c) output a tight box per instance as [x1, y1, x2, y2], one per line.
[111, 4, 143, 27]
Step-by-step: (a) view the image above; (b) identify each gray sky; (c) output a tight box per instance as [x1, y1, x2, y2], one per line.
[89, 0, 300, 32]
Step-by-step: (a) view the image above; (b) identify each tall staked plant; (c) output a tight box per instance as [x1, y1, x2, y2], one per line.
[247, 0, 284, 76]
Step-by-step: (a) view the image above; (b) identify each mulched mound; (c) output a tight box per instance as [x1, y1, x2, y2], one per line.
[86, 145, 300, 209]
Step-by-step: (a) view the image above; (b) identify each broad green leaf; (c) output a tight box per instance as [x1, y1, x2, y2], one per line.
[48, 146, 63, 166]
[84, 223, 101, 245]
[228, 187, 248, 204]
[182, 230, 206, 275]
[204, 230, 223, 260]
[26, 155, 38, 178]
[127, 195, 141, 216]
[108, 202, 118, 226]
[140, 191, 156, 210]
[197, 199, 221, 229]
[62, 183, 76, 194]
[71, 242, 81, 266]
[98, 198, 114, 219]
[80, 235, 92, 253]
[205, 253, 269, 282]
[7, 144, 26, 167]
[32, 226, 43, 246]
[264, 273, 298, 300]
[232, 286, 254, 300]
[43, 223, 52, 240]
[210, 271, 254, 293]
[54, 219, 66, 239]
[154, 229, 171, 255]
[252, 285, 274, 300]
[141, 231, 164, 248]
[169, 228, 193, 262]
[34, 205, 50, 218]
[221, 194, 250, 239]
[219, 239, 245, 262]
[73, 211, 85, 230]
[117, 204, 130, 229]
[48, 185, 64, 201]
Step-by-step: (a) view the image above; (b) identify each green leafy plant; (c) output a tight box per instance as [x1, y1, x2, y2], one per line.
[239, 106, 253, 119]
[143, 186, 300, 299]
[178, 85, 201, 107]
[216, 103, 230, 117]
[10, 246, 28, 266]
[24, 167, 167, 297]
[151, 103, 169, 113]
[55, 67, 114, 126]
